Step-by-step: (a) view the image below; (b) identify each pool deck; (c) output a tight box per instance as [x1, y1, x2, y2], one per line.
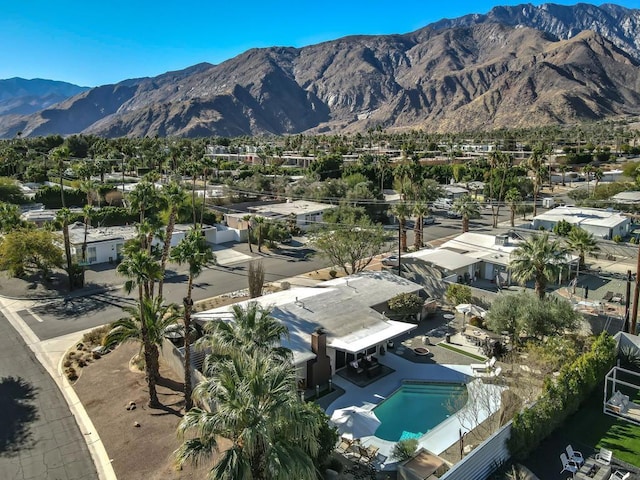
[326, 350, 503, 470]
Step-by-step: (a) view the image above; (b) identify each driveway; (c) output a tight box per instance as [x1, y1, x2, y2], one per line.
[0, 312, 97, 480]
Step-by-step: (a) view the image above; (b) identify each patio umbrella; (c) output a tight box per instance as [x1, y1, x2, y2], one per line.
[330, 406, 381, 439]
[455, 304, 487, 318]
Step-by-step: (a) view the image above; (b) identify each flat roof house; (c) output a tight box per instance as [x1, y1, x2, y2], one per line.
[225, 200, 336, 232]
[193, 270, 422, 389]
[532, 206, 631, 240]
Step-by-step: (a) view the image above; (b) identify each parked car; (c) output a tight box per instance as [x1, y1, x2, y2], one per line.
[423, 216, 436, 225]
[446, 210, 461, 218]
[381, 255, 399, 267]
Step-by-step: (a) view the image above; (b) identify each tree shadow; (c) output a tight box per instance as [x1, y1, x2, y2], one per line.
[0, 376, 39, 456]
[156, 376, 184, 393]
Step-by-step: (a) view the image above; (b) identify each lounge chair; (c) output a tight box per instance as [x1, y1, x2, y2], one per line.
[470, 356, 496, 372]
[603, 291, 614, 302]
[566, 445, 584, 466]
[610, 471, 630, 480]
[560, 453, 579, 475]
[596, 448, 613, 466]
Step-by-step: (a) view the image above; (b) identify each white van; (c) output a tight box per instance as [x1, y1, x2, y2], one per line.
[433, 198, 453, 210]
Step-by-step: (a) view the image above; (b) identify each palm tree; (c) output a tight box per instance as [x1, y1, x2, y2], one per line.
[103, 296, 180, 407]
[56, 207, 74, 291]
[583, 164, 594, 197]
[197, 302, 291, 364]
[158, 182, 186, 298]
[391, 202, 410, 252]
[593, 167, 604, 193]
[509, 233, 568, 299]
[175, 353, 320, 480]
[116, 250, 163, 406]
[566, 227, 599, 269]
[452, 195, 480, 233]
[253, 216, 266, 253]
[242, 215, 254, 253]
[558, 164, 569, 186]
[413, 202, 429, 249]
[80, 204, 94, 263]
[528, 149, 545, 217]
[505, 188, 522, 228]
[50, 145, 70, 208]
[170, 229, 216, 411]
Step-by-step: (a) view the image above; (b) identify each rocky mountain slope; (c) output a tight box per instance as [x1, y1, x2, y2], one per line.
[0, 78, 89, 116]
[1, 3, 639, 138]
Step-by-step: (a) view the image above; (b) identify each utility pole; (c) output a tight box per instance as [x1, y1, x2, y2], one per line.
[624, 270, 632, 333]
[397, 223, 402, 277]
[632, 247, 640, 335]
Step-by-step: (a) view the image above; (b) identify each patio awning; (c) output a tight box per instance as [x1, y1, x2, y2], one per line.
[328, 320, 416, 354]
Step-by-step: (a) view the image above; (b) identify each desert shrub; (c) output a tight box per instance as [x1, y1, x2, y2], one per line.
[392, 438, 418, 461]
[77, 357, 87, 368]
[329, 269, 337, 278]
[82, 324, 111, 345]
[65, 367, 78, 381]
[613, 234, 623, 243]
[63, 359, 72, 368]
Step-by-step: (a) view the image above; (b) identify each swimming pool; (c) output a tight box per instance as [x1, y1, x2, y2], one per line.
[373, 381, 468, 442]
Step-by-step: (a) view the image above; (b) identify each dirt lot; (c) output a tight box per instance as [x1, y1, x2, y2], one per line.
[72, 342, 228, 480]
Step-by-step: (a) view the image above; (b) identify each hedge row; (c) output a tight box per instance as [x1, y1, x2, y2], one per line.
[508, 333, 617, 459]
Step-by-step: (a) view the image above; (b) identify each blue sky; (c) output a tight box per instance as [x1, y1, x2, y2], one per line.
[2, 0, 639, 87]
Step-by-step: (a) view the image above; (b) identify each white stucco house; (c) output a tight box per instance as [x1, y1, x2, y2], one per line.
[225, 200, 336, 232]
[532, 206, 631, 239]
[193, 270, 423, 389]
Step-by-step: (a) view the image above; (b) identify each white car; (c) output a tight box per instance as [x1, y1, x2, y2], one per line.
[381, 255, 399, 267]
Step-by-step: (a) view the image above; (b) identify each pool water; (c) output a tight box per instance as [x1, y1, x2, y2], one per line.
[373, 381, 468, 441]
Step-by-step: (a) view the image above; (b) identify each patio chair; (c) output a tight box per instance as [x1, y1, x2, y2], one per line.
[603, 291, 614, 302]
[566, 445, 584, 466]
[470, 356, 496, 372]
[560, 453, 579, 475]
[336, 437, 353, 454]
[610, 471, 631, 480]
[596, 448, 613, 466]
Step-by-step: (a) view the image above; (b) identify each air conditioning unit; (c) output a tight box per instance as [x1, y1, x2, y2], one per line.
[495, 234, 509, 246]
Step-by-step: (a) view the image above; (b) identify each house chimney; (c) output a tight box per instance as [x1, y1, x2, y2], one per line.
[308, 327, 331, 388]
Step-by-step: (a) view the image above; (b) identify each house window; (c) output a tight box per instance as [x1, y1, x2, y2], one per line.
[88, 247, 97, 263]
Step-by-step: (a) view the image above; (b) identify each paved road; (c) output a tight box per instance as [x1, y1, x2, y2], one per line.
[25, 243, 332, 341]
[0, 312, 97, 480]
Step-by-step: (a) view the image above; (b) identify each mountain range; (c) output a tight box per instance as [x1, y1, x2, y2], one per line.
[1, 2, 639, 139]
[0, 78, 89, 117]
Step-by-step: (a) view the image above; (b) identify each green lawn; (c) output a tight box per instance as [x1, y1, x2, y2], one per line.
[437, 343, 486, 361]
[563, 383, 640, 467]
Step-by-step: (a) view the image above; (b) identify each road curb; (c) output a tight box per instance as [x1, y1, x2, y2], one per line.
[55, 340, 118, 480]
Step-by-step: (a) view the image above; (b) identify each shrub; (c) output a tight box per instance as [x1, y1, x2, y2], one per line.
[508, 333, 616, 459]
[446, 283, 472, 305]
[388, 292, 423, 320]
[613, 235, 623, 243]
[63, 359, 72, 368]
[618, 346, 640, 372]
[329, 269, 337, 278]
[65, 367, 78, 381]
[468, 316, 484, 328]
[324, 456, 344, 474]
[392, 438, 418, 461]
[82, 325, 111, 345]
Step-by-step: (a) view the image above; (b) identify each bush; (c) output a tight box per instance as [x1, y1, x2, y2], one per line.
[65, 367, 78, 381]
[618, 346, 640, 372]
[324, 457, 344, 474]
[82, 324, 111, 345]
[468, 316, 484, 328]
[388, 292, 423, 320]
[508, 333, 616, 459]
[392, 438, 418, 461]
[446, 283, 472, 305]
[613, 235, 623, 243]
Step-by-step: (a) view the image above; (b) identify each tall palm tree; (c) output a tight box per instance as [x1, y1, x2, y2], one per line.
[116, 250, 163, 406]
[566, 227, 599, 269]
[583, 164, 594, 197]
[170, 229, 216, 411]
[413, 202, 429, 249]
[103, 296, 180, 407]
[505, 188, 522, 228]
[80, 204, 94, 263]
[527, 149, 545, 217]
[391, 202, 410, 252]
[452, 195, 480, 233]
[175, 353, 321, 480]
[242, 215, 254, 253]
[158, 182, 185, 298]
[593, 167, 604, 193]
[50, 145, 70, 208]
[509, 233, 568, 299]
[253, 216, 266, 253]
[56, 207, 74, 291]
